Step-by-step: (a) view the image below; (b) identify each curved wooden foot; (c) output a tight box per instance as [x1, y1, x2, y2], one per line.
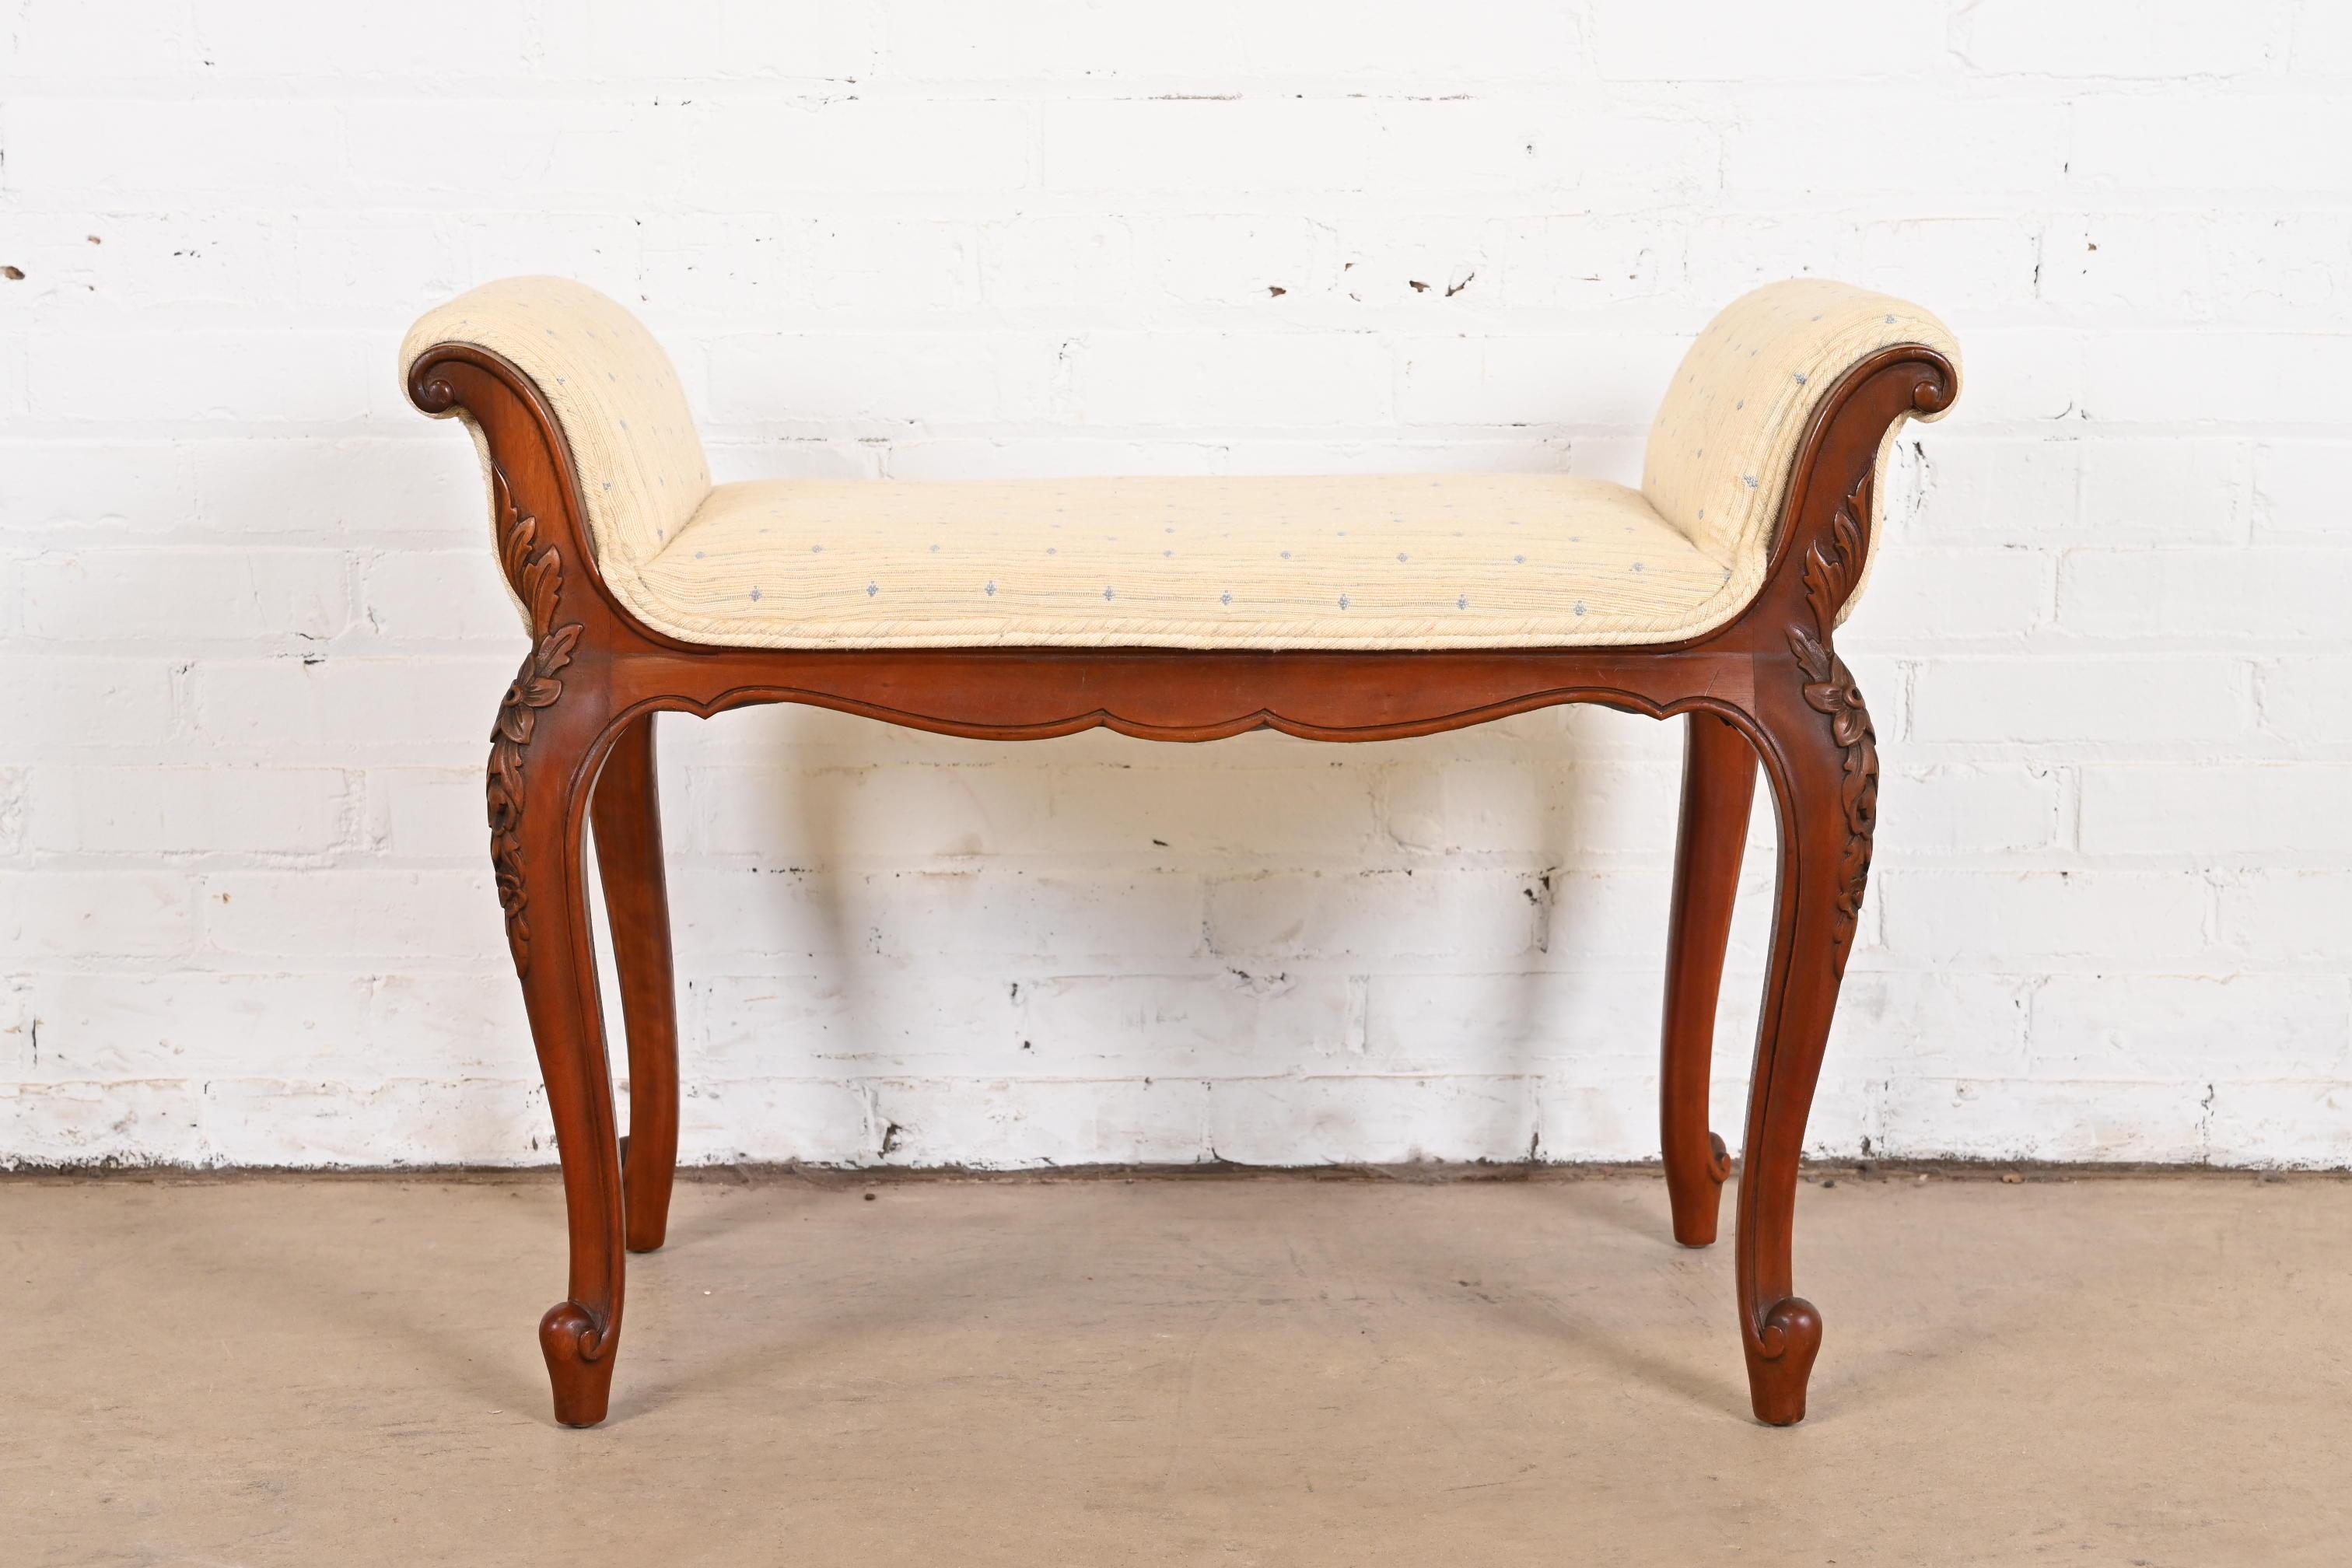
[592, 712, 681, 1254]
[1744, 1295, 1823, 1426]
[1661, 711, 1755, 1248]
[1664, 1131, 1731, 1248]
[541, 1300, 618, 1427]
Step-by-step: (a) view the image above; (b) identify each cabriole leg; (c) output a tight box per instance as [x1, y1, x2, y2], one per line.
[1660, 710, 1755, 1247]
[492, 668, 627, 1426]
[1734, 653, 1877, 1426]
[591, 712, 681, 1254]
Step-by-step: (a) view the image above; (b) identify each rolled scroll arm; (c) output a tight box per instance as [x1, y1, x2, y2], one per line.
[401, 275, 714, 647]
[1641, 278, 1962, 633]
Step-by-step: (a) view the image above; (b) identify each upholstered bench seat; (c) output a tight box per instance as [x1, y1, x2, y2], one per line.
[401, 272, 1962, 1433]
[635, 473, 1736, 650]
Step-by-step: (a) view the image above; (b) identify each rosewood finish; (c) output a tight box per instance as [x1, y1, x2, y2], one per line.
[409, 336, 1956, 1430]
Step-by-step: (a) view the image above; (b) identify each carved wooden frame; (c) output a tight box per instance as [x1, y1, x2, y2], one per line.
[408, 339, 1958, 1429]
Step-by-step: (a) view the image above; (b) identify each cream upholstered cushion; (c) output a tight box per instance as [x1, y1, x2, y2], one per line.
[403, 277, 1955, 651]
[642, 474, 1737, 650]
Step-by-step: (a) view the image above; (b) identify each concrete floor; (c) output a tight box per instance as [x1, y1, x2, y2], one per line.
[7, 1168, 2348, 1566]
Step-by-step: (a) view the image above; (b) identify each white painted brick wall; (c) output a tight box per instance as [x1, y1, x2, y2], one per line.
[3, 0, 2349, 1170]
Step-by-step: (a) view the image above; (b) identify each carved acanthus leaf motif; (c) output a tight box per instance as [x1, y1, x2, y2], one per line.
[1790, 472, 1878, 974]
[485, 467, 586, 977]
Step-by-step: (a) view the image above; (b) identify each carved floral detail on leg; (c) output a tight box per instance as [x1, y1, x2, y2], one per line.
[1783, 477, 1878, 974]
[485, 466, 585, 977]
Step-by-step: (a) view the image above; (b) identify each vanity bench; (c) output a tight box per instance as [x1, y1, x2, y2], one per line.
[401, 276, 1959, 1428]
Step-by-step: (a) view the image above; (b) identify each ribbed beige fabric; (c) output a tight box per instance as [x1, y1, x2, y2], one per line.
[644, 474, 1738, 649]
[401, 277, 1955, 651]
[398, 276, 710, 602]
